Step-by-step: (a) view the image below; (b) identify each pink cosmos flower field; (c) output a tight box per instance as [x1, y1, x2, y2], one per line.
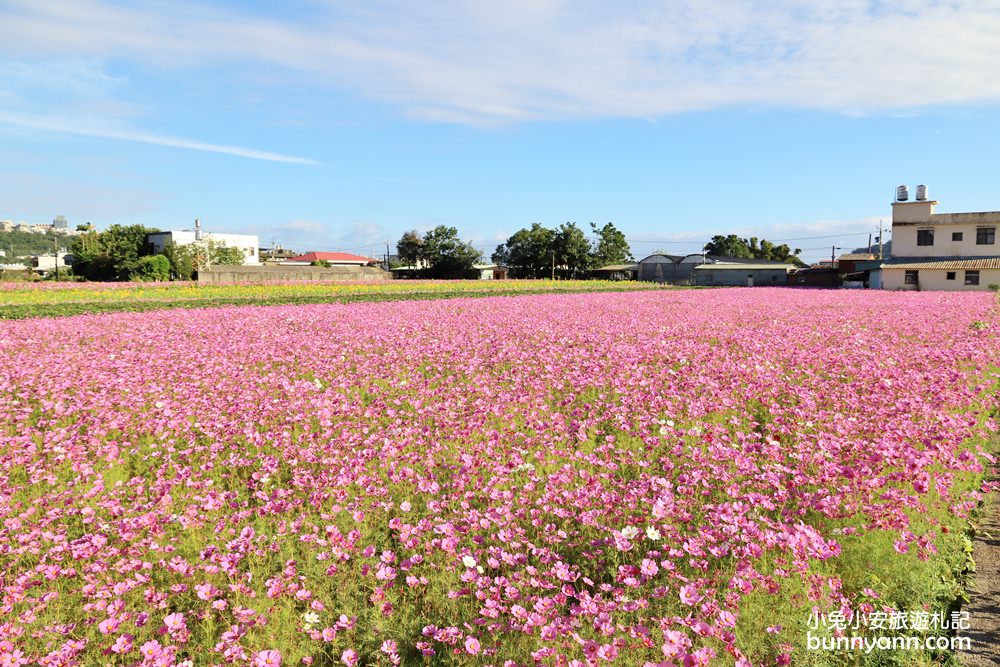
[0, 289, 998, 666]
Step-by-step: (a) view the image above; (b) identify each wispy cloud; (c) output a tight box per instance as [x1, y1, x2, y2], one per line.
[0, 111, 320, 165]
[2, 1, 999, 124]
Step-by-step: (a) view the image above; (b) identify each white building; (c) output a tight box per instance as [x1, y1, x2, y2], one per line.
[31, 253, 73, 273]
[882, 185, 1000, 291]
[147, 230, 260, 265]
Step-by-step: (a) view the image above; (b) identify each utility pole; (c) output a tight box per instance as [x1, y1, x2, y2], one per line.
[877, 219, 885, 260]
[551, 249, 555, 280]
[867, 233, 872, 255]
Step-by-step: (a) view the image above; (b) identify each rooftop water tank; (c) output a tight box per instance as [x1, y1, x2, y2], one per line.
[895, 185, 909, 202]
[915, 184, 928, 201]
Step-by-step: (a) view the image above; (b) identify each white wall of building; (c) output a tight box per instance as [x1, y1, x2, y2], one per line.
[148, 231, 260, 265]
[883, 268, 1000, 291]
[892, 201, 999, 257]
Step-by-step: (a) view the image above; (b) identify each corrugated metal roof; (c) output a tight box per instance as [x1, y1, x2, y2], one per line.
[881, 257, 1000, 270]
[593, 263, 637, 271]
[693, 263, 794, 270]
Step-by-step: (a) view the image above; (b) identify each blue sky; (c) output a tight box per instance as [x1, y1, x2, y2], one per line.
[1, 1, 999, 263]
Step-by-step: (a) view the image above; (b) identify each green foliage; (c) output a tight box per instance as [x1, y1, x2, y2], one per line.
[396, 230, 425, 267]
[209, 242, 245, 266]
[132, 255, 171, 282]
[493, 223, 556, 278]
[0, 230, 70, 261]
[310, 259, 332, 268]
[159, 240, 195, 281]
[394, 227, 479, 278]
[704, 234, 806, 266]
[590, 221, 634, 266]
[497, 221, 633, 278]
[554, 222, 593, 279]
[69, 224, 160, 280]
[420, 226, 481, 278]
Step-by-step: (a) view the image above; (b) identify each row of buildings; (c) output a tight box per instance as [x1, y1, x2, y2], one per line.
[14, 187, 999, 290]
[622, 186, 999, 291]
[0, 215, 81, 235]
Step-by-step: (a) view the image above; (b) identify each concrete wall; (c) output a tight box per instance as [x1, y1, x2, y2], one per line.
[197, 264, 391, 283]
[882, 268, 1000, 291]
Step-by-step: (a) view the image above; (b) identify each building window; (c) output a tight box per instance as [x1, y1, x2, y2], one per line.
[952, 232, 963, 242]
[917, 229, 934, 246]
[946, 271, 956, 280]
[965, 271, 980, 286]
[904, 270, 918, 285]
[976, 227, 996, 245]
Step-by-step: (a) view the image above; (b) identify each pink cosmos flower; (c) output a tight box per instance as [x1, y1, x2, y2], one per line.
[164, 613, 185, 632]
[465, 636, 481, 655]
[139, 640, 162, 661]
[111, 634, 134, 655]
[255, 649, 282, 667]
[679, 584, 702, 606]
[340, 649, 358, 666]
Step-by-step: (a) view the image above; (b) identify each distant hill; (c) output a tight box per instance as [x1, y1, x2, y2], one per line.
[852, 240, 891, 257]
[0, 230, 71, 262]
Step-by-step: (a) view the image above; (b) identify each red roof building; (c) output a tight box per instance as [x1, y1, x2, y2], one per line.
[283, 252, 377, 266]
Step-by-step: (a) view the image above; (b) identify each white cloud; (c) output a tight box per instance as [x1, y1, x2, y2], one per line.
[1, 1, 999, 125]
[0, 110, 321, 164]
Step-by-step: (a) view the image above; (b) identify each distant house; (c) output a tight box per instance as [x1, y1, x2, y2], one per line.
[590, 263, 638, 281]
[788, 266, 841, 288]
[148, 230, 260, 265]
[472, 264, 509, 280]
[879, 185, 1000, 290]
[281, 252, 378, 266]
[30, 253, 74, 275]
[259, 245, 298, 262]
[638, 253, 790, 284]
[692, 262, 795, 287]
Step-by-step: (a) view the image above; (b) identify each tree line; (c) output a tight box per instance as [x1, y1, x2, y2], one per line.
[396, 222, 633, 279]
[69, 224, 243, 281]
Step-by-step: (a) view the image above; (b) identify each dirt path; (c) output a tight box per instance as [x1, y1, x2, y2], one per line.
[959, 496, 1000, 666]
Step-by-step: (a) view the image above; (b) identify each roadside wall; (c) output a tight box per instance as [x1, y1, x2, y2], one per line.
[197, 265, 391, 283]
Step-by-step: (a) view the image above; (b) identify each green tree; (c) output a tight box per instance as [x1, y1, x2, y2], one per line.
[493, 223, 556, 279]
[703, 234, 753, 259]
[703, 234, 805, 266]
[590, 222, 633, 267]
[396, 230, 426, 267]
[69, 224, 159, 280]
[160, 240, 195, 281]
[554, 222, 592, 279]
[422, 225, 481, 278]
[132, 255, 171, 281]
[207, 241, 245, 265]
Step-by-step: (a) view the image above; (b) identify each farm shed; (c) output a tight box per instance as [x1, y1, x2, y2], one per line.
[590, 263, 637, 281]
[692, 263, 794, 287]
